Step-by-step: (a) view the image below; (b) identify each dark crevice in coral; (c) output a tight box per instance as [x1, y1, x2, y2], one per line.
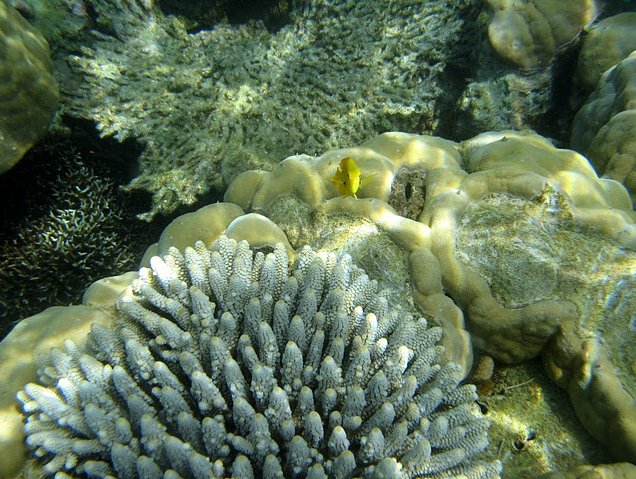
[600, 0, 636, 17]
[533, 38, 584, 147]
[435, 62, 475, 140]
[433, 0, 484, 140]
[60, 116, 145, 184]
[225, 0, 294, 31]
[158, 0, 294, 34]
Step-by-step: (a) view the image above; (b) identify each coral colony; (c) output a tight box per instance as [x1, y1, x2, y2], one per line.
[19, 237, 500, 478]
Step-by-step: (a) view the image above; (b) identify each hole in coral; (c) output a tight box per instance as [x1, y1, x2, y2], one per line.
[405, 182, 412, 200]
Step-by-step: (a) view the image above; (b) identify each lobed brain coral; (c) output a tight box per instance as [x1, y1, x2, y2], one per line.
[224, 130, 636, 463]
[18, 236, 501, 478]
[486, 0, 597, 70]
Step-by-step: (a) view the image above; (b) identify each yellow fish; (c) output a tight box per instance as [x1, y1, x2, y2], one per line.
[330, 157, 375, 198]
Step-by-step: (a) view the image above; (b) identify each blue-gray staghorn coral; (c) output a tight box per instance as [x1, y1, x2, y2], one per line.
[18, 236, 501, 478]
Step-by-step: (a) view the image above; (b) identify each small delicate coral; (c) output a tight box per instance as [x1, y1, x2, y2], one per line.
[0, 142, 140, 329]
[18, 236, 500, 478]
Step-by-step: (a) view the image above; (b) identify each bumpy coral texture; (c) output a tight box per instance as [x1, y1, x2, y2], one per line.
[18, 236, 500, 478]
[0, 144, 138, 328]
[0, 0, 58, 174]
[62, 0, 474, 220]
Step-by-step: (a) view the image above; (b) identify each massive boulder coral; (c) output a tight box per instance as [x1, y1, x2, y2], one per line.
[576, 12, 636, 91]
[0, 0, 58, 174]
[571, 51, 636, 202]
[485, 0, 598, 70]
[225, 131, 636, 462]
[18, 236, 501, 478]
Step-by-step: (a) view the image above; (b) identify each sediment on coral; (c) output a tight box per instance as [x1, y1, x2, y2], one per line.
[18, 236, 501, 478]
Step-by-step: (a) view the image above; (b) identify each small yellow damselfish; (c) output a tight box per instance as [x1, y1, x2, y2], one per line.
[330, 157, 375, 198]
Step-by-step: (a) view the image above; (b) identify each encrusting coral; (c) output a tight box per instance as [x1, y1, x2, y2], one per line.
[18, 236, 501, 478]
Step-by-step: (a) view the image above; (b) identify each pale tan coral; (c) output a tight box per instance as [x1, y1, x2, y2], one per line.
[141, 202, 244, 266]
[81, 271, 139, 307]
[224, 213, 295, 257]
[156, 202, 244, 255]
[577, 12, 636, 90]
[572, 52, 636, 202]
[0, 307, 114, 478]
[460, 131, 634, 244]
[0, 1, 58, 175]
[225, 131, 636, 462]
[486, 0, 598, 70]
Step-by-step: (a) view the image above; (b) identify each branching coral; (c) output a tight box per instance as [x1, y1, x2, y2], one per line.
[0, 140, 142, 330]
[18, 236, 501, 478]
